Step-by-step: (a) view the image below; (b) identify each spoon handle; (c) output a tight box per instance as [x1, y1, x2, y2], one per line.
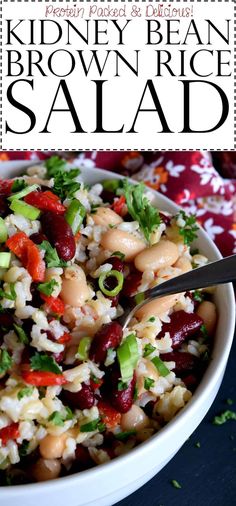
[147, 254, 236, 300]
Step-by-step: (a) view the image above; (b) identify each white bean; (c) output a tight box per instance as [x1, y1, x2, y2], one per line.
[39, 434, 67, 460]
[121, 405, 149, 432]
[196, 300, 217, 335]
[134, 240, 179, 273]
[174, 256, 192, 273]
[61, 265, 89, 307]
[32, 458, 61, 482]
[92, 207, 123, 226]
[135, 294, 182, 320]
[101, 229, 146, 261]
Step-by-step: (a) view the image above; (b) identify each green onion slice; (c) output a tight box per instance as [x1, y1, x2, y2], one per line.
[0, 253, 11, 269]
[76, 337, 91, 361]
[8, 184, 39, 202]
[98, 270, 124, 297]
[65, 199, 86, 234]
[0, 218, 7, 243]
[117, 334, 139, 383]
[10, 200, 41, 220]
[152, 356, 170, 377]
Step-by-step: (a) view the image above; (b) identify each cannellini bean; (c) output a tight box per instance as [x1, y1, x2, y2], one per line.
[101, 229, 146, 262]
[121, 405, 149, 432]
[134, 240, 179, 273]
[135, 294, 182, 320]
[92, 207, 123, 226]
[61, 265, 89, 307]
[196, 301, 217, 335]
[174, 256, 192, 273]
[39, 433, 67, 459]
[32, 458, 61, 482]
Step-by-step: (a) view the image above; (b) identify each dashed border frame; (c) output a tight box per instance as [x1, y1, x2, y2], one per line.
[0, 0, 235, 151]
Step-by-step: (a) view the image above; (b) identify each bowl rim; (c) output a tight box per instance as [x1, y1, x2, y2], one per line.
[0, 163, 235, 496]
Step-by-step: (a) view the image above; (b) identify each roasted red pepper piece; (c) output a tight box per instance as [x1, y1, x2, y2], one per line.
[90, 377, 104, 391]
[98, 400, 121, 429]
[111, 195, 126, 216]
[0, 423, 19, 445]
[40, 294, 65, 316]
[58, 332, 71, 344]
[6, 232, 45, 282]
[24, 191, 66, 215]
[22, 370, 66, 386]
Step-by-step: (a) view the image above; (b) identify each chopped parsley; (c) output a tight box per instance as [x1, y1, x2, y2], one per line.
[226, 398, 234, 406]
[193, 290, 204, 303]
[0, 283, 16, 301]
[11, 179, 27, 193]
[195, 441, 201, 448]
[148, 316, 156, 323]
[13, 324, 29, 345]
[175, 210, 199, 245]
[30, 352, 62, 374]
[37, 279, 59, 296]
[39, 241, 67, 268]
[143, 344, 156, 358]
[48, 408, 73, 427]
[45, 156, 81, 200]
[144, 377, 155, 390]
[115, 430, 136, 441]
[213, 410, 236, 425]
[80, 418, 106, 433]
[17, 386, 34, 400]
[200, 324, 208, 341]
[0, 349, 12, 375]
[117, 381, 128, 391]
[122, 180, 161, 242]
[171, 479, 182, 489]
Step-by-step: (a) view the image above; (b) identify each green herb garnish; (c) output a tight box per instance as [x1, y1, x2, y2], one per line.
[226, 398, 234, 406]
[0, 349, 12, 375]
[115, 430, 136, 441]
[45, 156, 81, 200]
[111, 251, 125, 261]
[171, 479, 182, 489]
[193, 290, 204, 303]
[18, 440, 30, 457]
[122, 180, 161, 242]
[143, 344, 156, 358]
[13, 324, 29, 345]
[37, 279, 59, 296]
[175, 210, 199, 245]
[39, 241, 67, 268]
[148, 317, 156, 323]
[0, 283, 16, 301]
[11, 179, 27, 193]
[17, 386, 34, 400]
[195, 441, 201, 448]
[200, 324, 208, 341]
[144, 377, 155, 390]
[80, 418, 106, 433]
[152, 356, 170, 377]
[30, 352, 62, 374]
[117, 381, 128, 391]
[213, 410, 236, 425]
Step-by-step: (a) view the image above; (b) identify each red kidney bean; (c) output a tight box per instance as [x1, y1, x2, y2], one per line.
[62, 382, 95, 410]
[159, 310, 203, 349]
[160, 351, 198, 375]
[122, 271, 142, 297]
[73, 445, 95, 472]
[89, 322, 123, 364]
[159, 212, 171, 226]
[107, 256, 125, 273]
[0, 312, 14, 329]
[30, 232, 47, 245]
[182, 374, 198, 391]
[109, 369, 136, 414]
[100, 189, 116, 204]
[41, 212, 76, 261]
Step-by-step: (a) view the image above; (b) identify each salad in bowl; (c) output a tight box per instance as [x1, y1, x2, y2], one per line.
[0, 157, 220, 486]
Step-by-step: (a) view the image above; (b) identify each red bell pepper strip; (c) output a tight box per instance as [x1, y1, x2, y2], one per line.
[0, 423, 19, 445]
[111, 195, 126, 216]
[24, 191, 66, 215]
[58, 332, 71, 344]
[22, 370, 66, 386]
[6, 232, 45, 282]
[40, 294, 65, 316]
[98, 401, 121, 429]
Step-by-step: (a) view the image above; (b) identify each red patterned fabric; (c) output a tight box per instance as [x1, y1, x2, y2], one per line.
[1, 151, 235, 257]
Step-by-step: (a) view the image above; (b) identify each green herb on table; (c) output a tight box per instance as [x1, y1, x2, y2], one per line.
[226, 398, 234, 406]
[171, 479, 182, 489]
[195, 441, 201, 448]
[213, 410, 236, 425]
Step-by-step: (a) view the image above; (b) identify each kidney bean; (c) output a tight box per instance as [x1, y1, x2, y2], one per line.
[62, 383, 95, 410]
[122, 271, 142, 297]
[0, 312, 14, 329]
[0, 194, 9, 218]
[159, 212, 171, 226]
[109, 368, 136, 414]
[100, 189, 116, 204]
[73, 445, 95, 472]
[41, 212, 76, 261]
[160, 351, 198, 375]
[53, 351, 65, 364]
[89, 322, 123, 364]
[30, 232, 47, 245]
[107, 256, 125, 273]
[158, 310, 203, 349]
[182, 374, 198, 391]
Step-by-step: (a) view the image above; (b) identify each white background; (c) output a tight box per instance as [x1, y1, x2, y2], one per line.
[1, 1, 234, 150]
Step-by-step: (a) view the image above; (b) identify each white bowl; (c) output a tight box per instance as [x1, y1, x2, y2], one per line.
[0, 162, 235, 506]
